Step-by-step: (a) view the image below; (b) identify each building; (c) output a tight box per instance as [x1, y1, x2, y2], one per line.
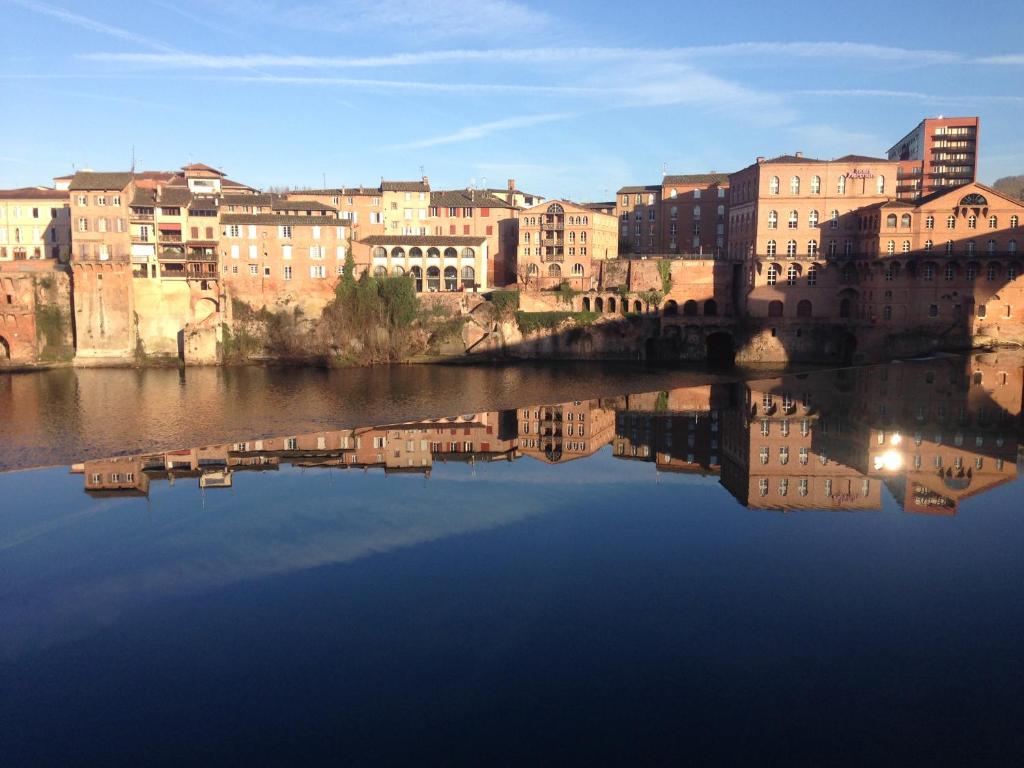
[516, 200, 618, 290]
[358, 235, 489, 293]
[615, 184, 662, 254]
[0, 187, 71, 262]
[615, 173, 729, 255]
[427, 189, 518, 286]
[516, 398, 617, 463]
[887, 116, 980, 199]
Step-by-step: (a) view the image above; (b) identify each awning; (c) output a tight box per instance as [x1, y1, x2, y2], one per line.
[158, 222, 182, 231]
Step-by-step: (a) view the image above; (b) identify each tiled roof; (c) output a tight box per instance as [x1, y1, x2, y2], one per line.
[833, 154, 891, 163]
[616, 184, 661, 194]
[272, 199, 337, 212]
[381, 180, 430, 192]
[220, 193, 337, 213]
[760, 155, 828, 165]
[182, 163, 224, 175]
[130, 186, 193, 208]
[222, 193, 273, 207]
[221, 178, 257, 191]
[0, 186, 69, 200]
[288, 187, 379, 196]
[662, 173, 730, 185]
[68, 171, 135, 191]
[220, 213, 344, 226]
[360, 235, 487, 247]
[429, 189, 514, 209]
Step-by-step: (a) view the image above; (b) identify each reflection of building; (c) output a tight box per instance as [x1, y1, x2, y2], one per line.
[69, 357, 1024, 516]
[516, 399, 617, 464]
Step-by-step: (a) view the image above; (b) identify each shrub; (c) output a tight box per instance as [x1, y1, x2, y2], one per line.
[490, 290, 520, 318]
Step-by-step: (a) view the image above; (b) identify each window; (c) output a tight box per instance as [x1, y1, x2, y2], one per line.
[786, 240, 797, 257]
[282, 244, 292, 260]
[77, 217, 88, 232]
[928, 304, 938, 318]
[767, 210, 777, 229]
[787, 264, 798, 285]
[766, 240, 777, 257]
[807, 240, 817, 256]
[830, 210, 839, 229]
[769, 176, 780, 195]
[248, 264, 258, 276]
[886, 214, 897, 228]
[788, 210, 798, 229]
[968, 215, 977, 229]
[1011, 215, 1019, 228]
[807, 264, 818, 286]
[925, 215, 934, 229]
[946, 240, 954, 255]
[924, 264, 934, 281]
[924, 239, 933, 252]
[280, 225, 292, 238]
[902, 240, 910, 254]
[283, 265, 293, 280]
[987, 239, 996, 254]
[945, 264, 955, 281]
[767, 264, 779, 285]
[876, 175, 885, 194]
[947, 215, 956, 230]
[310, 265, 326, 279]
[837, 175, 846, 194]
[228, 224, 240, 237]
[989, 215, 998, 229]
[886, 240, 895, 255]
[808, 210, 818, 228]
[987, 264, 998, 281]
[790, 176, 800, 194]
[810, 175, 821, 194]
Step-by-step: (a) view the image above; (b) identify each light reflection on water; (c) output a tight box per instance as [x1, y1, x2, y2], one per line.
[0, 353, 1022, 765]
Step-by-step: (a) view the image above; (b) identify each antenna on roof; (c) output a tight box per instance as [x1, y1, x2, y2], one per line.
[131, 145, 136, 173]
[322, 172, 326, 189]
[662, 162, 667, 177]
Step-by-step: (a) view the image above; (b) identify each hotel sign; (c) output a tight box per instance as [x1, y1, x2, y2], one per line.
[847, 169, 875, 179]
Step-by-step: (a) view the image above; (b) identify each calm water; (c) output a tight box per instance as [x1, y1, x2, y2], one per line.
[1, 355, 1023, 766]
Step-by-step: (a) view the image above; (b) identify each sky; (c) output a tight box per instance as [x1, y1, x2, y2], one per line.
[1, 0, 1022, 199]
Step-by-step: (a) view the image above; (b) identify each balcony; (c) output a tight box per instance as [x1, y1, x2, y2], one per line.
[131, 212, 153, 222]
[159, 233, 182, 243]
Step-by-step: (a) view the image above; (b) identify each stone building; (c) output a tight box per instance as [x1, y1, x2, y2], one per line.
[516, 200, 618, 290]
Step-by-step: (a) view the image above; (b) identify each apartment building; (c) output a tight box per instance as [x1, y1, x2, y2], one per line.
[516, 200, 618, 290]
[0, 187, 71, 262]
[887, 116, 980, 198]
[427, 189, 517, 286]
[660, 174, 729, 255]
[359, 235, 489, 292]
[615, 184, 661, 254]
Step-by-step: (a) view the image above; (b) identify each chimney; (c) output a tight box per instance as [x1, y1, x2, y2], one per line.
[155, 186, 162, 202]
[508, 178, 515, 191]
[795, 151, 803, 158]
[422, 175, 429, 187]
[756, 156, 765, 164]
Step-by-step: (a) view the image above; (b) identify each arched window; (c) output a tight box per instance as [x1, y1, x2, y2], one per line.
[766, 264, 780, 285]
[837, 175, 846, 194]
[1011, 215, 1019, 228]
[945, 264, 955, 281]
[663, 300, 678, 316]
[1010, 239, 1018, 253]
[807, 263, 818, 286]
[828, 240, 837, 257]
[886, 214, 897, 228]
[461, 265, 475, 288]
[571, 263, 584, 276]
[670, 188, 677, 198]
[693, 205, 701, 219]
[787, 264, 798, 285]
[523, 232, 530, 243]
[902, 241, 910, 253]
[925, 215, 934, 229]
[989, 215, 998, 229]
[987, 263, 999, 281]
[767, 210, 778, 229]
[967, 240, 976, 254]
[373, 265, 387, 278]
[901, 214, 911, 228]
[670, 206, 678, 219]
[704, 299, 718, 316]
[444, 266, 458, 290]
[786, 240, 797, 257]
[409, 247, 423, 259]
[876, 175, 885, 194]
[548, 263, 561, 278]
[427, 247, 441, 259]
[808, 210, 819, 228]
[788, 210, 798, 228]
[769, 176, 780, 195]
[830, 210, 839, 229]
[946, 240, 954, 254]
[947, 215, 956, 230]
[426, 266, 441, 290]
[391, 265, 405, 276]
[924, 264, 934, 281]
[391, 247, 405, 259]
[766, 240, 777, 257]
[409, 265, 423, 291]
[790, 176, 800, 194]
[768, 300, 784, 318]
[797, 299, 812, 318]
[844, 240, 853, 256]
[886, 240, 895, 255]
[924, 240, 933, 252]
[968, 215, 977, 229]
[461, 247, 475, 259]
[807, 240, 817, 256]
[810, 175, 821, 194]
[527, 264, 538, 276]
[683, 300, 699, 316]
[444, 247, 458, 259]
[582, 216, 588, 225]
[987, 239, 996, 254]
[373, 246, 387, 259]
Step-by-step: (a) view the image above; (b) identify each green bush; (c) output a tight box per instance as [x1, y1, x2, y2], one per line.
[489, 290, 520, 317]
[515, 311, 599, 334]
[657, 260, 673, 295]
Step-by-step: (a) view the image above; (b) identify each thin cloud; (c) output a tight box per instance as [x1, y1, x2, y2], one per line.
[976, 54, 1024, 65]
[79, 41, 971, 70]
[9, 0, 180, 52]
[218, 74, 601, 96]
[797, 88, 1024, 104]
[387, 113, 575, 150]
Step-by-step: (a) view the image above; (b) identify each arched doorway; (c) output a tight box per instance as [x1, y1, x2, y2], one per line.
[608, 297, 616, 313]
[683, 300, 698, 316]
[796, 299, 812, 318]
[193, 297, 219, 324]
[663, 300, 678, 316]
[706, 332, 735, 367]
[0, 335, 9, 360]
[410, 266, 423, 292]
[768, 300, 784, 318]
[582, 296, 591, 312]
[426, 266, 441, 291]
[594, 297, 604, 312]
[444, 266, 458, 291]
[634, 300, 643, 313]
[703, 299, 718, 316]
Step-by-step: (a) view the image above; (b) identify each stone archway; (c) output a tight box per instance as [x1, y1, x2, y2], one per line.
[193, 297, 219, 324]
[0, 335, 9, 360]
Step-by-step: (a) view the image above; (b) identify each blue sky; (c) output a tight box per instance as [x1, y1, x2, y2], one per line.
[1, 0, 1022, 199]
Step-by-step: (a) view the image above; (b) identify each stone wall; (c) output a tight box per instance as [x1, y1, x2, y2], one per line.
[0, 262, 73, 365]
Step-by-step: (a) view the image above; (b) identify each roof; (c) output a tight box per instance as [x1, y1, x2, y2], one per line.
[760, 154, 828, 165]
[221, 178, 257, 191]
[0, 186, 69, 200]
[381, 180, 430, 192]
[272, 199, 337, 213]
[833, 154, 891, 163]
[220, 193, 336, 213]
[915, 181, 1024, 209]
[662, 173, 730, 186]
[222, 193, 274, 207]
[429, 189, 515, 209]
[616, 184, 662, 194]
[129, 186, 193, 208]
[220, 213, 343, 226]
[182, 163, 224, 175]
[68, 171, 135, 191]
[360, 235, 487, 247]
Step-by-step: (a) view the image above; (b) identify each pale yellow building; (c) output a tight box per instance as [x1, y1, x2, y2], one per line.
[0, 187, 71, 262]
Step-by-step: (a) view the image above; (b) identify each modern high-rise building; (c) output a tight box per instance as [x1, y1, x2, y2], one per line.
[887, 116, 980, 199]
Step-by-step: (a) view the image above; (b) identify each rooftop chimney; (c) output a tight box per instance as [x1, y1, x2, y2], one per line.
[422, 175, 429, 186]
[795, 151, 803, 158]
[508, 178, 515, 191]
[756, 156, 765, 164]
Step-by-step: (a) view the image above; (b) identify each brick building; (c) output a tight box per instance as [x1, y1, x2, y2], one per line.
[887, 116, 980, 199]
[516, 200, 617, 290]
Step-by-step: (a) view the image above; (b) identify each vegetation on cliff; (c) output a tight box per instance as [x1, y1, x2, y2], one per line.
[515, 310, 599, 334]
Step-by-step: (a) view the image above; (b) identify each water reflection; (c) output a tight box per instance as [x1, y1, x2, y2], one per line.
[72, 352, 1022, 515]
